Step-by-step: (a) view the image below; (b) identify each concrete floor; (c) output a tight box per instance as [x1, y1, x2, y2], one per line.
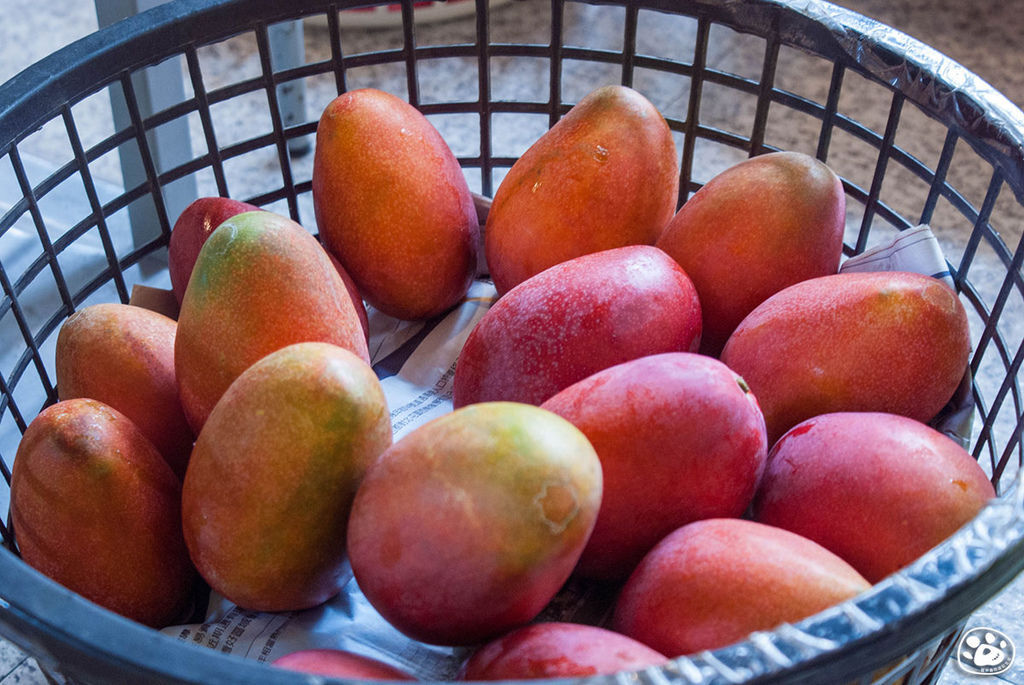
[1, 1, 1024, 684]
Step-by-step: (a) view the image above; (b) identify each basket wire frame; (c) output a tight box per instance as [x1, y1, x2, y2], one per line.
[0, 0, 1023, 683]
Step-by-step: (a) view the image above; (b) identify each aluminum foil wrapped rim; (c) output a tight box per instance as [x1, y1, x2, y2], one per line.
[719, 0, 1024, 201]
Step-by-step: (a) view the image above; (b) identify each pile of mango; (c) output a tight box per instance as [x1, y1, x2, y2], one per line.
[9, 85, 992, 680]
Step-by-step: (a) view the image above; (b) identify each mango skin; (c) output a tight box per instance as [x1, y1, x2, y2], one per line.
[611, 518, 870, 657]
[657, 151, 845, 356]
[182, 343, 391, 612]
[541, 353, 767, 580]
[175, 210, 369, 432]
[10, 398, 195, 627]
[720, 271, 970, 445]
[346, 402, 602, 646]
[486, 85, 678, 296]
[453, 245, 702, 408]
[273, 649, 415, 680]
[327, 251, 370, 343]
[55, 303, 193, 479]
[458, 622, 667, 680]
[753, 412, 995, 583]
[313, 88, 478, 320]
[168, 196, 370, 340]
[168, 196, 260, 305]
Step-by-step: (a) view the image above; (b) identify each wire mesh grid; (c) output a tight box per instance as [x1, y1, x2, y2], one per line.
[1, 0, 1023, 683]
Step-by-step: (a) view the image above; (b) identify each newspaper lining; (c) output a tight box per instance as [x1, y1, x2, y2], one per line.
[838, 224, 955, 289]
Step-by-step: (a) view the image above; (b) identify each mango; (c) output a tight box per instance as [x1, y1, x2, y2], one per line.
[168, 197, 369, 339]
[453, 245, 701, 408]
[458, 622, 667, 680]
[485, 85, 678, 296]
[346, 402, 602, 645]
[753, 412, 995, 583]
[174, 210, 369, 432]
[168, 196, 260, 305]
[55, 303, 193, 478]
[611, 518, 870, 656]
[327, 251, 370, 343]
[541, 352, 767, 580]
[313, 88, 478, 320]
[720, 271, 970, 445]
[657, 151, 845, 356]
[182, 342, 391, 612]
[10, 398, 195, 627]
[273, 650, 415, 680]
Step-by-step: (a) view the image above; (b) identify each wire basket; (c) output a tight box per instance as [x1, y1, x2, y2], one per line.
[1, 0, 1024, 683]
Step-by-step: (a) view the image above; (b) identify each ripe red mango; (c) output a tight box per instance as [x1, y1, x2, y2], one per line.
[458, 622, 667, 680]
[273, 649, 415, 680]
[720, 271, 970, 445]
[168, 196, 260, 305]
[55, 303, 193, 478]
[174, 210, 369, 432]
[453, 245, 701, 408]
[347, 402, 602, 646]
[753, 412, 995, 583]
[657, 151, 845, 356]
[611, 518, 870, 657]
[313, 88, 478, 320]
[485, 85, 678, 295]
[11, 399, 195, 627]
[326, 251, 370, 343]
[182, 343, 391, 612]
[541, 352, 767, 580]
